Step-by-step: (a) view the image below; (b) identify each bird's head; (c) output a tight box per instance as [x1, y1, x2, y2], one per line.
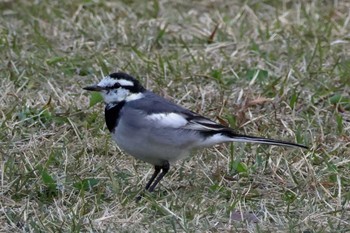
[83, 72, 146, 104]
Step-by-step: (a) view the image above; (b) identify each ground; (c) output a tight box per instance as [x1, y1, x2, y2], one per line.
[1, 0, 350, 232]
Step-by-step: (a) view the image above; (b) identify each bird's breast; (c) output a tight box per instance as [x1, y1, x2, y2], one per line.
[104, 101, 126, 132]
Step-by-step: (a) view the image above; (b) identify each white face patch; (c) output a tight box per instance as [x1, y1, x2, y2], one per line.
[102, 89, 144, 103]
[98, 76, 119, 87]
[117, 79, 134, 86]
[101, 87, 130, 103]
[146, 113, 188, 128]
[98, 76, 138, 104]
[98, 76, 135, 88]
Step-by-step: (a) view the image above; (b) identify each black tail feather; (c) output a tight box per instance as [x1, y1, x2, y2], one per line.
[223, 131, 308, 149]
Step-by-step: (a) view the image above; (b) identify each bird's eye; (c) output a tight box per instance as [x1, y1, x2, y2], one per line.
[112, 83, 121, 88]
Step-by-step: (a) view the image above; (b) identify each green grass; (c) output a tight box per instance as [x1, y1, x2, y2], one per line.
[1, 0, 350, 232]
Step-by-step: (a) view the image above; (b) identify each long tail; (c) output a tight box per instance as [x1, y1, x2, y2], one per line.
[188, 117, 308, 149]
[227, 133, 308, 149]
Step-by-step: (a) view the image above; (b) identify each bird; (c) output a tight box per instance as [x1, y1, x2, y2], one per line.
[83, 72, 308, 195]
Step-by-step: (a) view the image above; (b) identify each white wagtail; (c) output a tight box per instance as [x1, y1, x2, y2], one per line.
[83, 72, 308, 194]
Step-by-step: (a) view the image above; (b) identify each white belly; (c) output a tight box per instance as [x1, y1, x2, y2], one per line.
[112, 128, 193, 166]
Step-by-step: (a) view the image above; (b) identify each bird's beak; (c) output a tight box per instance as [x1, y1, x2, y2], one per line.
[83, 85, 104, 92]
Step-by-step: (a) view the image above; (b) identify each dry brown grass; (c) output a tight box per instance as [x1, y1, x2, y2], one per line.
[1, 0, 350, 232]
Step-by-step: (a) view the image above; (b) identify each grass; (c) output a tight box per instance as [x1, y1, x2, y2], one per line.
[1, 0, 350, 232]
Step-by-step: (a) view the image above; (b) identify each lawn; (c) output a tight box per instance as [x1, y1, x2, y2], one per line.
[1, 0, 349, 232]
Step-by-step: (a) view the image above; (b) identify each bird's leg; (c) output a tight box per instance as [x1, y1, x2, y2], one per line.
[148, 161, 170, 192]
[145, 165, 161, 190]
[136, 162, 170, 202]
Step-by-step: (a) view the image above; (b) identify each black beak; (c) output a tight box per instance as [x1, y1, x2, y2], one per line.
[83, 85, 104, 91]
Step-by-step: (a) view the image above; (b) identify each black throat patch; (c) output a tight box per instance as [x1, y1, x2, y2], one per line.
[105, 101, 126, 132]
